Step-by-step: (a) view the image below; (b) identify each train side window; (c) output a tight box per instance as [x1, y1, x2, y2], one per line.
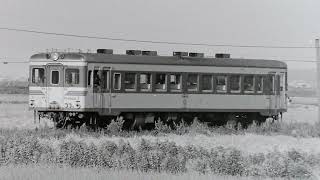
[51, 71, 59, 85]
[113, 73, 121, 90]
[140, 73, 152, 91]
[187, 74, 198, 91]
[244, 75, 254, 93]
[266, 75, 275, 94]
[216, 75, 227, 93]
[32, 68, 45, 84]
[230, 75, 241, 93]
[201, 75, 213, 92]
[256, 76, 263, 93]
[124, 73, 137, 91]
[88, 70, 92, 86]
[65, 69, 80, 85]
[169, 74, 182, 91]
[155, 73, 166, 91]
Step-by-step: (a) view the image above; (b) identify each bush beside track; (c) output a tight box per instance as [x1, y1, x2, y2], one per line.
[0, 120, 320, 178]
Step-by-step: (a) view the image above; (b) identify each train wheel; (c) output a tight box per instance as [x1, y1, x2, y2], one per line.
[226, 113, 238, 129]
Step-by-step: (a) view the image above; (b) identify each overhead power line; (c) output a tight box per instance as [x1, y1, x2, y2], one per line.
[0, 27, 316, 49]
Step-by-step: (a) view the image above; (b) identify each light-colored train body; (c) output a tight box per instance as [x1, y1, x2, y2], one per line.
[29, 51, 287, 128]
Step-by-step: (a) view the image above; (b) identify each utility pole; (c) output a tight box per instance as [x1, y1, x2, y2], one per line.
[316, 39, 320, 123]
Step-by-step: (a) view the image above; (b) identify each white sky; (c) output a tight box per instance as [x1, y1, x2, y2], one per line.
[0, 0, 319, 78]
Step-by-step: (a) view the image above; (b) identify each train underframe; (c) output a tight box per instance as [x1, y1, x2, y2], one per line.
[35, 110, 281, 130]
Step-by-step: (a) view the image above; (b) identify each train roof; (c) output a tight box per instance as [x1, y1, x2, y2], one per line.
[30, 53, 287, 69]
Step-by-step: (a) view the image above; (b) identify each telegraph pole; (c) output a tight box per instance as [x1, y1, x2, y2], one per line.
[316, 39, 320, 123]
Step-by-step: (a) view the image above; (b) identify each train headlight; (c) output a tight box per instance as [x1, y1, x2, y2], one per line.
[51, 52, 59, 61]
[29, 100, 35, 107]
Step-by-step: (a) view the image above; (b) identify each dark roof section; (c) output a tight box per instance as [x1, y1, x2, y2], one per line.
[30, 53, 287, 69]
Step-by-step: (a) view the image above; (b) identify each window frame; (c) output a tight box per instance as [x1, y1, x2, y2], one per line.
[50, 70, 60, 85]
[187, 73, 199, 92]
[201, 74, 213, 92]
[169, 73, 182, 92]
[124, 72, 137, 91]
[139, 73, 152, 92]
[229, 75, 241, 93]
[243, 75, 255, 94]
[216, 75, 227, 93]
[65, 68, 80, 86]
[113, 73, 122, 90]
[155, 73, 167, 92]
[31, 67, 45, 85]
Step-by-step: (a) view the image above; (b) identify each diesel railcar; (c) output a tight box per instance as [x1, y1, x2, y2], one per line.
[29, 49, 287, 128]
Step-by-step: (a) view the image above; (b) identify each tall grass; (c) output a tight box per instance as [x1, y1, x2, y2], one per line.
[0, 165, 287, 180]
[0, 130, 318, 178]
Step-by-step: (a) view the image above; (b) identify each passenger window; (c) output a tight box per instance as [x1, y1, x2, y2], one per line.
[140, 73, 152, 91]
[155, 73, 167, 91]
[201, 75, 213, 92]
[65, 69, 80, 85]
[170, 74, 182, 91]
[113, 73, 121, 90]
[51, 71, 59, 85]
[230, 75, 241, 93]
[187, 74, 198, 91]
[32, 68, 45, 84]
[266, 75, 275, 94]
[244, 75, 254, 93]
[216, 75, 227, 93]
[88, 70, 92, 86]
[125, 73, 137, 91]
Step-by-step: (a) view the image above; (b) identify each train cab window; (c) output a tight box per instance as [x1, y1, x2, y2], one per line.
[187, 74, 198, 91]
[230, 75, 241, 93]
[155, 73, 167, 91]
[170, 74, 182, 91]
[113, 73, 121, 90]
[140, 73, 152, 91]
[216, 75, 227, 93]
[65, 69, 80, 85]
[244, 75, 254, 93]
[88, 70, 92, 86]
[124, 73, 137, 91]
[32, 68, 45, 84]
[51, 71, 59, 85]
[256, 76, 263, 93]
[201, 75, 213, 92]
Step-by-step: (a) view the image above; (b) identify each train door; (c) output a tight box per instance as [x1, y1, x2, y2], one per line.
[266, 73, 276, 115]
[92, 66, 112, 114]
[46, 64, 64, 108]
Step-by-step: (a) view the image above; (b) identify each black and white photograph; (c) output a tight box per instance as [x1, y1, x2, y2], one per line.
[0, 0, 320, 179]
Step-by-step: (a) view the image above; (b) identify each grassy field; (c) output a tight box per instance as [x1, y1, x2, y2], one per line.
[0, 165, 290, 180]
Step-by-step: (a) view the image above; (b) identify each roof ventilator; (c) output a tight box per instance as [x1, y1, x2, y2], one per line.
[189, 52, 204, 58]
[126, 50, 142, 55]
[142, 51, 157, 56]
[173, 51, 188, 57]
[215, 53, 231, 58]
[97, 49, 113, 54]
